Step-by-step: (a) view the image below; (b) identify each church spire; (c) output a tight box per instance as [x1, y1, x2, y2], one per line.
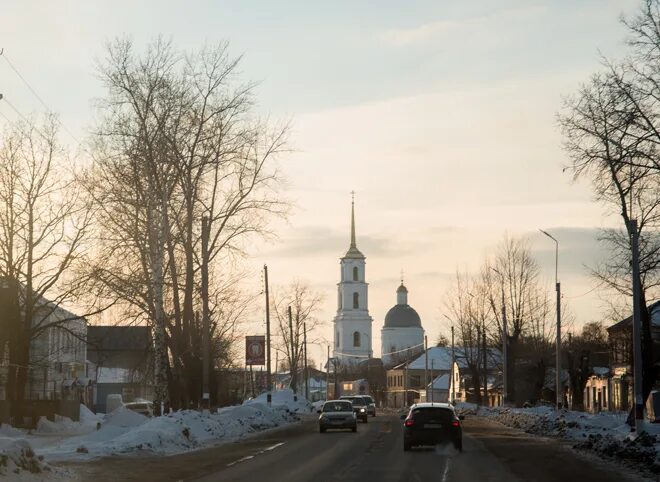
[343, 191, 364, 259]
[350, 191, 356, 248]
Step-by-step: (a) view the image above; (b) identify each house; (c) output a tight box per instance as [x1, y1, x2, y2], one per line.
[87, 326, 153, 413]
[0, 285, 87, 426]
[607, 300, 660, 412]
[384, 346, 502, 408]
[584, 367, 610, 413]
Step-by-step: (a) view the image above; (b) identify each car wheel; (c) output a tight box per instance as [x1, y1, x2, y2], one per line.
[403, 441, 411, 451]
[454, 439, 462, 452]
[363, 417, 368, 423]
[352, 426, 357, 433]
[320, 427, 326, 434]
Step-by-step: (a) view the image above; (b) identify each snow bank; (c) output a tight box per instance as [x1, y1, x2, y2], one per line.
[480, 406, 660, 475]
[244, 389, 313, 413]
[35, 404, 104, 437]
[37, 398, 299, 462]
[0, 437, 51, 477]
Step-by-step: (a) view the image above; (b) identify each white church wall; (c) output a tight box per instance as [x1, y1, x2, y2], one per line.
[381, 327, 424, 364]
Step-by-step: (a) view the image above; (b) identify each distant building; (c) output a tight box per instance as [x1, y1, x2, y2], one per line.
[607, 300, 660, 412]
[0, 291, 87, 402]
[381, 281, 425, 366]
[87, 326, 153, 412]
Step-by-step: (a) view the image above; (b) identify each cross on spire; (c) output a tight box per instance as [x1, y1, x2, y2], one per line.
[350, 191, 356, 248]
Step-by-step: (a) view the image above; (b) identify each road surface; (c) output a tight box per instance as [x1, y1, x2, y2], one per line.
[67, 414, 648, 482]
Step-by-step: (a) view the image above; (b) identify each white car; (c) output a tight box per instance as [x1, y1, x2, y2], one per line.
[124, 401, 154, 417]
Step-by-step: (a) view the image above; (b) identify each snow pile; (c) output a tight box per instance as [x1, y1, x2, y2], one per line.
[311, 400, 325, 412]
[481, 406, 660, 474]
[38, 398, 300, 461]
[0, 424, 23, 438]
[0, 437, 51, 477]
[244, 389, 313, 413]
[35, 404, 104, 436]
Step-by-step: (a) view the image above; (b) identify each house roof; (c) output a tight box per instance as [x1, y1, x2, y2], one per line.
[427, 374, 450, 390]
[87, 326, 151, 352]
[607, 300, 660, 333]
[393, 346, 502, 371]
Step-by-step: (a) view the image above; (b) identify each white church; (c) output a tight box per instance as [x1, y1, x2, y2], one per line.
[332, 197, 425, 366]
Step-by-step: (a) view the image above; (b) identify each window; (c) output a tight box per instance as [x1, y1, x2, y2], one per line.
[353, 331, 360, 347]
[336, 332, 340, 347]
[353, 266, 358, 281]
[353, 292, 359, 309]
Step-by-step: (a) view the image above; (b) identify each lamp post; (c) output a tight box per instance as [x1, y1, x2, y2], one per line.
[540, 229, 562, 410]
[490, 267, 508, 406]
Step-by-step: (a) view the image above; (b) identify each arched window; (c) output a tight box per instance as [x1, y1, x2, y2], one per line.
[352, 266, 358, 281]
[336, 332, 340, 347]
[353, 331, 361, 347]
[353, 292, 359, 309]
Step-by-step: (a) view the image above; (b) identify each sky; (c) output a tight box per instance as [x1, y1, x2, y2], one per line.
[1, 0, 643, 367]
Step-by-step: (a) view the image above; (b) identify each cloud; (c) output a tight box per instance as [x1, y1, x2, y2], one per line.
[261, 225, 402, 258]
[380, 5, 548, 47]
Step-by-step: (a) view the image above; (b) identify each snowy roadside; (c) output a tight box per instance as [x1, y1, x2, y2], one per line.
[466, 404, 660, 476]
[0, 389, 312, 479]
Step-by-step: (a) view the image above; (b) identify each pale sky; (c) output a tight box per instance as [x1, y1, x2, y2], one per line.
[1, 0, 642, 366]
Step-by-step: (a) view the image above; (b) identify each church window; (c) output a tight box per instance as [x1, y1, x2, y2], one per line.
[353, 331, 360, 347]
[352, 266, 358, 281]
[353, 292, 359, 309]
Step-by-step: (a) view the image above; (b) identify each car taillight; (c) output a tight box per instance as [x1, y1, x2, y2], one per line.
[404, 419, 414, 427]
[451, 420, 460, 427]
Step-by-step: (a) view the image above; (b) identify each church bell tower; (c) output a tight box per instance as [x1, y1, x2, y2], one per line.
[333, 193, 373, 364]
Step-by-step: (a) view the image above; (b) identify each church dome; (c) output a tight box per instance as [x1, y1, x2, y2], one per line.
[384, 304, 422, 328]
[384, 281, 422, 328]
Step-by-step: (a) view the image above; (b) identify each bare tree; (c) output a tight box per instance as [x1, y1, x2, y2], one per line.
[271, 280, 323, 394]
[559, 1, 660, 412]
[0, 115, 94, 400]
[85, 37, 288, 410]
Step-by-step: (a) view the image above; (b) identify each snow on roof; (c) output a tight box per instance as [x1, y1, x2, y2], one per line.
[592, 366, 610, 377]
[400, 346, 502, 371]
[427, 374, 449, 390]
[97, 367, 131, 384]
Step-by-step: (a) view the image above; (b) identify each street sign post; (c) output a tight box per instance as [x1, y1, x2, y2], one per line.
[246, 336, 266, 366]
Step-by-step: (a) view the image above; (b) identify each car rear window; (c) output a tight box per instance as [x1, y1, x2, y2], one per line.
[127, 403, 149, 410]
[363, 396, 374, 404]
[344, 397, 365, 406]
[323, 402, 353, 412]
[410, 407, 454, 423]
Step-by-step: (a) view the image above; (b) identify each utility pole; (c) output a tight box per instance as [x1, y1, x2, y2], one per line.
[326, 346, 330, 400]
[288, 306, 295, 395]
[264, 264, 272, 405]
[541, 229, 561, 410]
[483, 326, 488, 407]
[304, 322, 308, 400]
[201, 216, 210, 410]
[431, 359, 434, 403]
[451, 325, 455, 404]
[424, 336, 428, 401]
[501, 288, 508, 406]
[631, 219, 644, 432]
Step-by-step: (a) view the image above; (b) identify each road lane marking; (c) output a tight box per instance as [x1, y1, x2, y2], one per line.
[441, 457, 451, 482]
[225, 442, 286, 467]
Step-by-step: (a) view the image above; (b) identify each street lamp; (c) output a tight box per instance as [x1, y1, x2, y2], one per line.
[490, 267, 508, 406]
[540, 229, 562, 410]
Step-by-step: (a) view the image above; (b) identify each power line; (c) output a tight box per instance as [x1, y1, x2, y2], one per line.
[0, 49, 80, 144]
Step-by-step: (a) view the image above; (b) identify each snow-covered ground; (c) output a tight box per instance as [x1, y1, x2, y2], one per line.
[476, 405, 660, 475]
[0, 390, 309, 479]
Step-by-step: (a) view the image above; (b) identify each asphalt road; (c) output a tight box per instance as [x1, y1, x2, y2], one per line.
[68, 414, 649, 482]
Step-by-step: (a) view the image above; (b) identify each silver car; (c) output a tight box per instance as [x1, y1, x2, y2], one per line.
[318, 400, 357, 433]
[363, 395, 376, 417]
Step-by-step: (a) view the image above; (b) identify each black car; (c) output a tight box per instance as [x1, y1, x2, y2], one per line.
[401, 403, 463, 452]
[339, 395, 369, 423]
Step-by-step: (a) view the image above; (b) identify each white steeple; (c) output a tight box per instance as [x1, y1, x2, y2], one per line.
[333, 193, 373, 364]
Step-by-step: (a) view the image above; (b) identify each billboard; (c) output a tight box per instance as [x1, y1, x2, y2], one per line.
[245, 336, 266, 365]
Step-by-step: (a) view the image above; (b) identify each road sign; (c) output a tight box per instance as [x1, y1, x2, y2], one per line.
[246, 336, 266, 365]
